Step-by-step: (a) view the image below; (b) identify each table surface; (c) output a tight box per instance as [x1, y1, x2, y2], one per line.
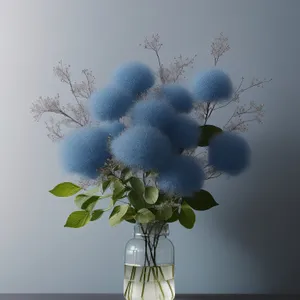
[0, 295, 299, 300]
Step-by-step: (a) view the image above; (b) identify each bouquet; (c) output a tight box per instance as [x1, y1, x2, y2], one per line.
[49, 62, 250, 228]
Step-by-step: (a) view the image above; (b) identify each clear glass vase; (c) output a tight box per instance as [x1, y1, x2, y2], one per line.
[123, 221, 175, 300]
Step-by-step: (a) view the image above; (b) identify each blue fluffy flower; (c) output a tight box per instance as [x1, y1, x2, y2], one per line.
[130, 99, 176, 133]
[193, 69, 233, 102]
[88, 85, 134, 121]
[158, 155, 205, 197]
[101, 121, 125, 137]
[160, 84, 194, 113]
[112, 62, 155, 97]
[208, 132, 251, 175]
[165, 114, 200, 150]
[59, 127, 111, 179]
[111, 126, 174, 171]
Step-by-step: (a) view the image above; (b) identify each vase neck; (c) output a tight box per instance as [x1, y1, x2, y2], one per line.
[134, 222, 169, 238]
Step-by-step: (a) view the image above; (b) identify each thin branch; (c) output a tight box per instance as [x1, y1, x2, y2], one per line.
[211, 32, 230, 66]
[141, 34, 165, 83]
[44, 117, 64, 142]
[141, 34, 197, 84]
[53, 61, 91, 125]
[30, 94, 83, 126]
[214, 78, 272, 111]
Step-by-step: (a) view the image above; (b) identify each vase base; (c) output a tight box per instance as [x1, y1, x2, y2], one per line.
[123, 264, 175, 300]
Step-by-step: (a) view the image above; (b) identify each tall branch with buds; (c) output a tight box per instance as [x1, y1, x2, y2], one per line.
[31, 33, 271, 182]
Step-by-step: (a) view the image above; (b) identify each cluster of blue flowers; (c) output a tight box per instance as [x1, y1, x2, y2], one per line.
[59, 62, 250, 197]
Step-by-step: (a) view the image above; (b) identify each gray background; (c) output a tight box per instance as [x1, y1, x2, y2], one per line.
[1, 0, 299, 294]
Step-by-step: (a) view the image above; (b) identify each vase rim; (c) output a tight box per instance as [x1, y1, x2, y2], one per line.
[134, 221, 169, 237]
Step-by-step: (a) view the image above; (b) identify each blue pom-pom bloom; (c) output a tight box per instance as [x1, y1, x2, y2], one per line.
[111, 126, 174, 171]
[158, 155, 205, 197]
[101, 121, 125, 137]
[165, 114, 199, 150]
[112, 62, 155, 97]
[60, 127, 111, 179]
[130, 99, 176, 133]
[88, 85, 134, 121]
[193, 69, 233, 102]
[160, 84, 194, 113]
[208, 132, 251, 175]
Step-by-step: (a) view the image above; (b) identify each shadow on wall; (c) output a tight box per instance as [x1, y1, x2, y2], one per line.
[214, 133, 300, 294]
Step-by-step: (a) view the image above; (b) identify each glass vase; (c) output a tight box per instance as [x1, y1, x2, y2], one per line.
[123, 221, 175, 300]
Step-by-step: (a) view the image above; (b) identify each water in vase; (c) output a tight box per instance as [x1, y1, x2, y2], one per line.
[123, 264, 175, 300]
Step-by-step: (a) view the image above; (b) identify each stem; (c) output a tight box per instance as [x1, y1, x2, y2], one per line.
[141, 266, 147, 298]
[124, 265, 136, 300]
[124, 223, 174, 299]
[143, 224, 166, 297]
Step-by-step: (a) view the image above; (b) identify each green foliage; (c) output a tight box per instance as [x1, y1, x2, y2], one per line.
[50, 163, 219, 229]
[81, 196, 100, 211]
[143, 186, 159, 204]
[74, 194, 99, 212]
[129, 177, 145, 194]
[122, 207, 137, 223]
[198, 125, 223, 147]
[64, 211, 91, 228]
[155, 206, 173, 221]
[112, 180, 126, 204]
[179, 202, 196, 229]
[109, 205, 129, 226]
[91, 209, 104, 221]
[128, 190, 145, 210]
[102, 180, 111, 193]
[135, 208, 155, 224]
[49, 182, 81, 197]
[184, 190, 218, 211]
[121, 167, 132, 181]
[167, 210, 179, 223]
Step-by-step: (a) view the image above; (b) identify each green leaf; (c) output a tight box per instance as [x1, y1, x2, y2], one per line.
[135, 208, 155, 224]
[105, 199, 114, 211]
[167, 210, 179, 223]
[86, 186, 100, 195]
[64, 211, 91, 228]
[81, 195, 100, 211]
[74, 194, 89, 209]
[49, 182, 81, 197]
[121, 168, 132, 180]
[128, 190, 145, 210]
[109, 205, 129, 226]
[107, 175, 117, 182]
[155, 193, 167, 205]
[184, 190, 219, 211]
[102, 180, 111, 193]
[143, 186, 159, 204]
[129, 177, 145, 194]
[122, 207, 137, 221]
[74, 194, 96, 212]
[91, 209, 104, 221]
[179, 202, 196, 229]
[112, 180, 126, 202]
[155, 206, 173, 221]
[125, 218, 136, 224]
[198, 125, 223, 147]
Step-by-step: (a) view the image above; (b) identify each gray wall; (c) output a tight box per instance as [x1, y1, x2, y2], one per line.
[1, 0, 299, 294]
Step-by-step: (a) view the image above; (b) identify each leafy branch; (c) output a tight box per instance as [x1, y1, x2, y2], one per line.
[49, 163, 217, 229]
